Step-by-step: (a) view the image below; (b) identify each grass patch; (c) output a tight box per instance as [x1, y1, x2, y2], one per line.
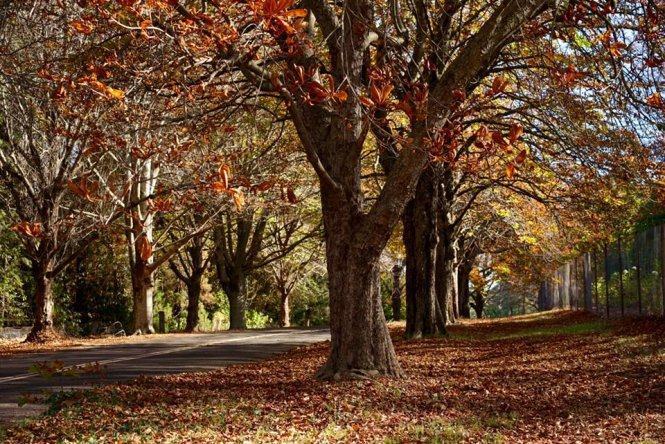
[490, 320, 610, 340]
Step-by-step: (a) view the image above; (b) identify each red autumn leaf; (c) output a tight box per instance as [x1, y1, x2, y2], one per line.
[505, 163, 516, 179]
[137, 236, 153, 261]
[253, 180, 275, 192]
[515, 149, 527, 164]
[370, 83, 394, 108]
[286, 188, 298, 204]
[508, 123, 524, 143]
[646, 93, 664, 109]
[492, 131, 508, 148]
[70, 20, 94, 35]
[11, 221, 43, 238]
[490, 76, 509, 95]
[452, 89, 466, 102]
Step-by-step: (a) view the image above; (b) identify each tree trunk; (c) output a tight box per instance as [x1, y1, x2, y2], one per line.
[457, 260, 472, 318]
[131, 263, 155, 334]
[391, 263, 402, 321]
[25, 260, 55, 342]
[185, 276, 202, 332]
[318, 249, 402, 379]
[471, 290, 484, 319]
[316, 186, 403, 379]
[436, 224, 458, 325]
[279, 291, 291, 327]
[224, 273, 246, 330]
[583, 252, 593, 311]
[403, 171, 444, 337]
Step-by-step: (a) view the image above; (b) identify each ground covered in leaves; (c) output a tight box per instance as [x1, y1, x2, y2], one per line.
[0, 334, 168, 359]
[3, 311, 664, 443]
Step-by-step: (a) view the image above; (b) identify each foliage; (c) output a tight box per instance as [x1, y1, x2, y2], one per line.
[0, 212, 29, 327]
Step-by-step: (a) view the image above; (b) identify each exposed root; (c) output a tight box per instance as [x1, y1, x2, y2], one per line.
[24, 326, 60, 344]
[316, 361, 404, 381]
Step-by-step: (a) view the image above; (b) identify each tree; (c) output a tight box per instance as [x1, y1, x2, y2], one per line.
[96, 0, 566, 378]
[0, 2, 125, 341]
[168, 215, 213, 332]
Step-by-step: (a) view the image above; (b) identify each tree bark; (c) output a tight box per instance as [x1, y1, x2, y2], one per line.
[391, 263, 402, 321]
[403, 170, 444, 337]
[131, 262, 155, 334]
[436, 222, 458, 325]
[279, 291, 291, 327]
[318, 247, 402, 379]
[25, 260, 55, 342]
[470, 290, 484, 319]
[185, 277, 202, 332]
[223, 273, 246, 330]
[583, 252, 593, 311]
[457, 258, 472, 318]
[316, 183, 404, 380]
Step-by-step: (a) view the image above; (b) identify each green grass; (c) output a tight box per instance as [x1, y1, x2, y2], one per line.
[492, 320, 610, 340]
[447, 317, 611, 341]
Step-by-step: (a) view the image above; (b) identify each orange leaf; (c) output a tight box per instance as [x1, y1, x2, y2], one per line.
[286, 188, 297, 204]
[646, 94, 664, 109]
[231, 189, 245, 209]
[508, 124, 524, 143]
[138, 236, 153, 261]
[515, 149, 527, 164]
[505, 163, 516, 179]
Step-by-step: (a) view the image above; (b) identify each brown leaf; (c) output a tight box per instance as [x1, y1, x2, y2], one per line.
[138, 236, 153, 261]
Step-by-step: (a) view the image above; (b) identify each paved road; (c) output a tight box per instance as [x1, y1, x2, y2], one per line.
[0, 328, 329, 423]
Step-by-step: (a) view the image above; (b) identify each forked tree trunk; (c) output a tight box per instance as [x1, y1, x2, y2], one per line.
[279, 291, 291, 327]
[403, 171, 444, 337]
[131, 263, 155, 334]
[25, 260, 55, 343]
[316, 188, 403, 380]
[185, 276, 202, 332]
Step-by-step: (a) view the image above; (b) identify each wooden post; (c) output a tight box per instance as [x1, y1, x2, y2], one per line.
[617, 236, 625, 317]
[158, 311, 165, 333]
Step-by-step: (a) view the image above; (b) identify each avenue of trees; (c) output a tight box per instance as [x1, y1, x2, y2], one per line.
[0, 0, 663, 380]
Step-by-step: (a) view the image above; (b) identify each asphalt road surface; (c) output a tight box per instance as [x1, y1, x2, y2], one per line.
[0, 328, 329, 424]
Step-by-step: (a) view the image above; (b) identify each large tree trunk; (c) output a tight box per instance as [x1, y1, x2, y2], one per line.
[25, 260, 55, 343]
[316, 186, 403, 380]
[131, 262, 155, 334]
[185, 276, 202, 332]
[223, 273, 246, 330]
[279, 290, 291, 328]
[436, 222, 459, 325]
[403, 171, 445, 337]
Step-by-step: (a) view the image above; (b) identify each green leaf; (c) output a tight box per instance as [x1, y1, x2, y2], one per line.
[574, 32, 591, 49]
